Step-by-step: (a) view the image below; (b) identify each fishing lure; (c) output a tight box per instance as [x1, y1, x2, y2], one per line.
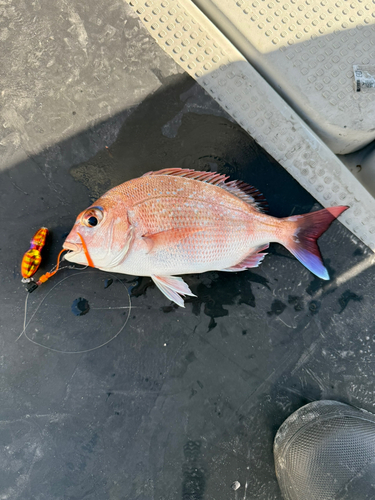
[21, 227, 49, 279]
[21, 227, 70, 292]
[21, 228, 93, 293]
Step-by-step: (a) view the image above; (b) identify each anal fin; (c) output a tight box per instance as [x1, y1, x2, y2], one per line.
[151, 275, 196, 307]
[221, 244, 269, 272]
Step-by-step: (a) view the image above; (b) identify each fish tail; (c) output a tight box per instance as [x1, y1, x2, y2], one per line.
[281, 206, 348, 280]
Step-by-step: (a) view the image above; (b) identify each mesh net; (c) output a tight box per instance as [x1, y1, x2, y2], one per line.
[274, 401, 375, 500]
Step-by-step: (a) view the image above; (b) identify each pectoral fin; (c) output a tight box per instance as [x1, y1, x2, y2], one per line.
[142, 228, 203, 253]
[151, 275, 196, 307]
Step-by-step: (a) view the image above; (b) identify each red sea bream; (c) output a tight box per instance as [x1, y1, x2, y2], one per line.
[63, 168, 348, 306]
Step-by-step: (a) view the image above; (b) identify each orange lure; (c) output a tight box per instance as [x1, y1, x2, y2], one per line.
[21, 227, 49, 279]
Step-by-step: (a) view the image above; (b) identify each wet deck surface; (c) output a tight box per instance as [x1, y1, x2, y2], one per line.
[1, 2, 374, 499]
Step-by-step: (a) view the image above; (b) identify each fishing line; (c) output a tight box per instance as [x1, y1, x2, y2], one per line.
[90, 306, 136, 310]
[35, 248, 68, 285]
[17, 260, 88, 342]
[17, 270, 131, 354]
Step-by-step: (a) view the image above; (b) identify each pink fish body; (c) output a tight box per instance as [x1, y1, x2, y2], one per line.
[63, 168, 348, 306]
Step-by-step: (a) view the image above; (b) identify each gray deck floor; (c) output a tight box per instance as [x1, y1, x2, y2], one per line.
[1, 2, 373, 499]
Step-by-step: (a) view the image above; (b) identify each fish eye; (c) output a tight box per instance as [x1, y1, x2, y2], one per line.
[87, 216, 98, 227]
[82, 207, 103, 227]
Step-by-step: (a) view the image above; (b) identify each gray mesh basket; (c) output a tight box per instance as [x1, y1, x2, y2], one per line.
[274, 401, 375, 500]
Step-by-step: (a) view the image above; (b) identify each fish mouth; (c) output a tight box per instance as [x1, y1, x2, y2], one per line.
[62, 240, 87, 265]
[63, 241, 82, 253]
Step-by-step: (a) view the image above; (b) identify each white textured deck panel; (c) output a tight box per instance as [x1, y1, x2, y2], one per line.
[193, 0, 375, 154]
[126, 0, 375, 251]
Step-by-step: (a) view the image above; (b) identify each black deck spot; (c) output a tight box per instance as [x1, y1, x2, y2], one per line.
[185, 351, 197, 363]
[130, 276, 153, 297]
[71, 297, 90, 316]
[288, 295, 304, 311]
[161, 304, 178, 313]
[308, 300, 320, 315]
[104, 278, 113, 289]
[338, 290, 363, 313]
[267, 300, 287, 316]
[208, 317, 217, 331]
[186, 271, 269, 331]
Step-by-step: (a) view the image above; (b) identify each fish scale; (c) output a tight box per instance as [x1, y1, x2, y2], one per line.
[128, 200, 251, 274]
[64, 168, 348, 307]
[129, 188, 252, 267]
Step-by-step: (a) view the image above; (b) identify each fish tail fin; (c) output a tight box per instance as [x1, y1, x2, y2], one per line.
[282, 206, 348, 280]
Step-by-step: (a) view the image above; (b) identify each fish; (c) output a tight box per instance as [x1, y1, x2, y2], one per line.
[63, 168, 348, 307]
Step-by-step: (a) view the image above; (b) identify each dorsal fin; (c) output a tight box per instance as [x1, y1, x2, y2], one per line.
[143, 168, 229, 185]
[221, 180, 268, 213]
[143, 168, 268, 213]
